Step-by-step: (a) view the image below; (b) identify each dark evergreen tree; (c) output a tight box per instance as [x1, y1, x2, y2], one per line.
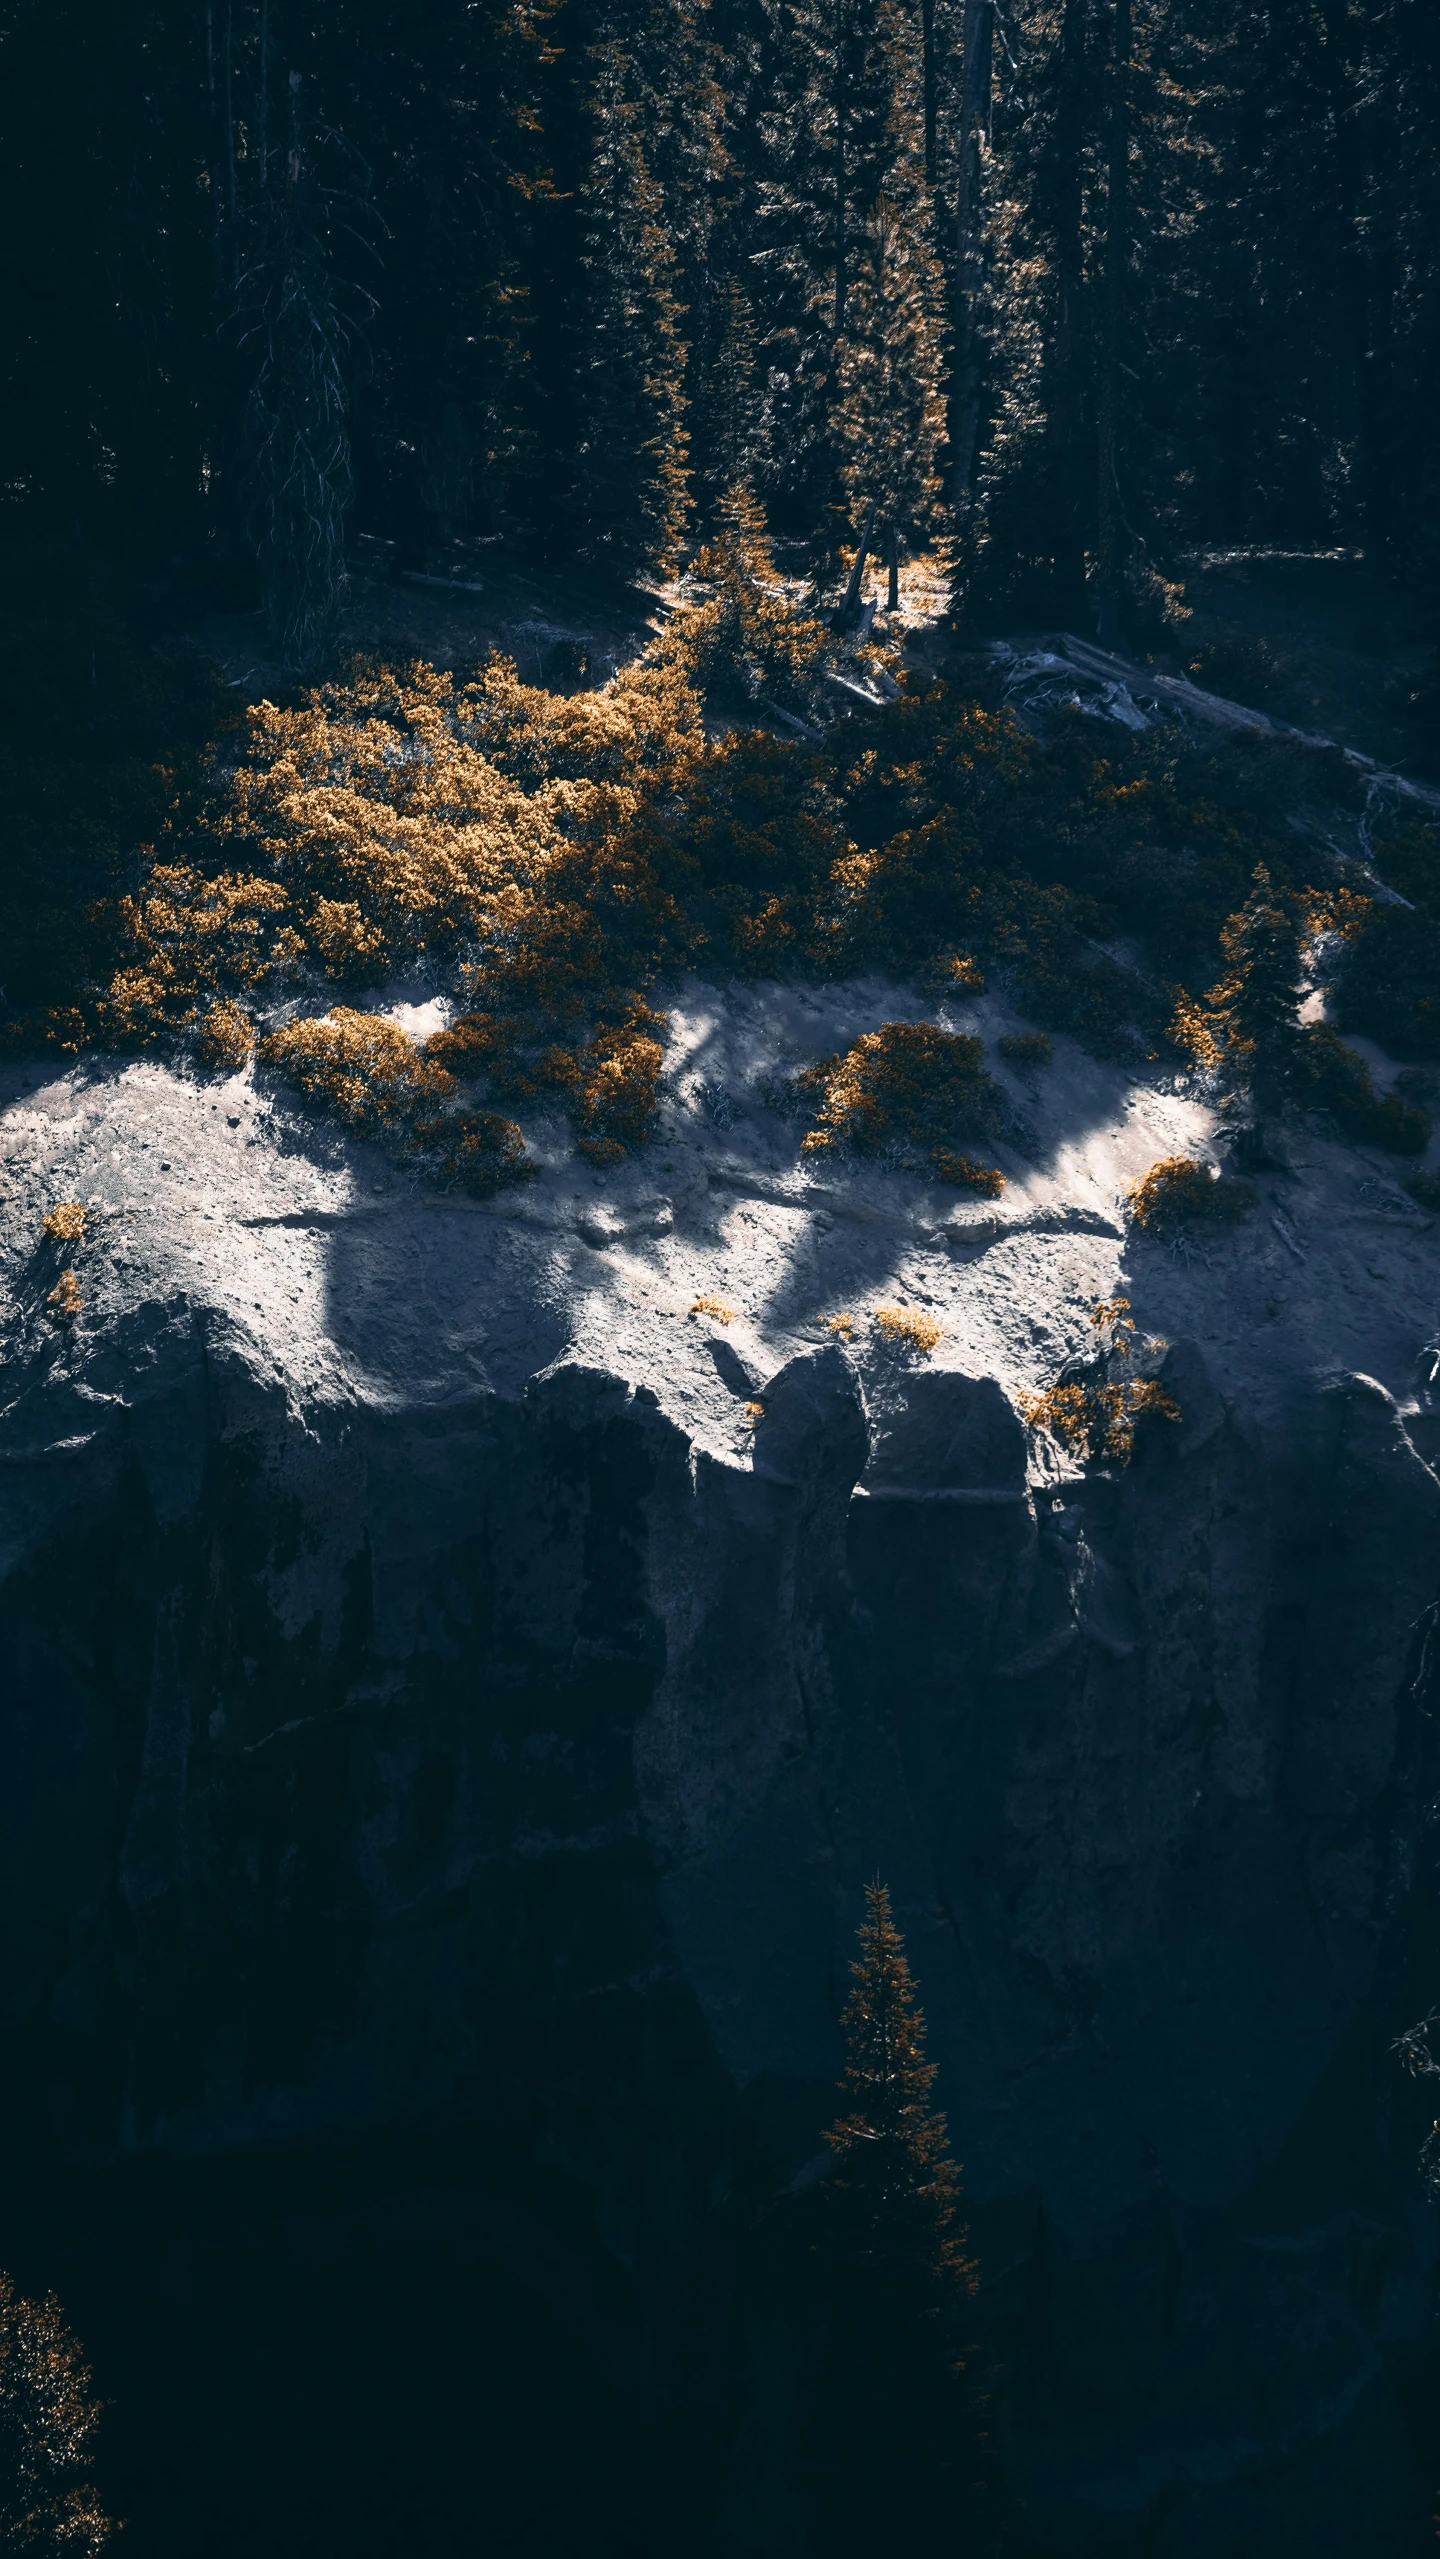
[570, 31, 692, 578]
[807, 1880, 993, 2556]
[0, 2272, 111, 2557]
[241, 68, 362, 665]
[836, 199, 946, 607]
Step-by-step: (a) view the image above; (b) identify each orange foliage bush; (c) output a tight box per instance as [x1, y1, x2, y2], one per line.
[1019, 1295, 1179, 1465]
[42, 1202, 87, 1243]
[47, 1270, 83, 1322]
[260, 1007, 532, 1197]
[873, 1305, 943, 1354]
[795, 1020, 1004, 1189]
[1126, 1154, 1254, 1234]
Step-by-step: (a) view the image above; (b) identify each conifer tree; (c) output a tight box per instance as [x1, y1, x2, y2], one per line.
[571, 35, 692, 580]
[1174, 863, 1309, 1134]
[241, 69, 359, 666]
[836, 201, 946, 608]
[0, 2272, 112, 2556]
[810, 1880, 992, 2556]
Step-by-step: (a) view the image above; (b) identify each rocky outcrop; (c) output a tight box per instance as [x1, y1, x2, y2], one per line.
[2, 1022, 1439, 2554]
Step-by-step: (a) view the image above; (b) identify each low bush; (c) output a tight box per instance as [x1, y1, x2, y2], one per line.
[47, 1270, 83, 1322]
[998, 1031, 1053, 1067]
[261, 1008, 534, 1196]
[873, 1305, 943, 1354]
[41, 1202, 87, 1244]
[1126, 1155, 1255, 1234]
[930, 1151, 1006, 1194]
[690, 1295, 735, 1323]
[1299, 1025, 1432, 1154]
[795, 1021, 1004, 1188]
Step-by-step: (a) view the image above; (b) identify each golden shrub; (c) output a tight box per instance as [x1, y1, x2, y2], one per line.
[193, 997, 255, 1070]
[42, 1202, 87, 1244]
[930, 1151, 1006, 1194]
[1019, 1295, 1180, 1465]
[796, 1021, 1003, 1188]
[1126, 1155, 1253, 1234]
[420, 1107, 535, 1200]
[47, 1270, 83, 1322]
[690, 1295, 735, 1324]
[819, 1309, 855, 1339]
[261, 1008, 532, 1194]
[874, 1305, 942, 1354]
[261, 1008, 458, 1134]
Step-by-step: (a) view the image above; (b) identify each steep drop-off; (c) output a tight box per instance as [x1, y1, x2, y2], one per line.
[2, 980, 1439, 2554]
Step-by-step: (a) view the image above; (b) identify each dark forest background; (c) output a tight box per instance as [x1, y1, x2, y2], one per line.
[2, 0, 1438, 646]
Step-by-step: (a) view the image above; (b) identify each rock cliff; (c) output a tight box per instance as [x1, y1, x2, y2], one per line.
[2, 971, 1438, 2553]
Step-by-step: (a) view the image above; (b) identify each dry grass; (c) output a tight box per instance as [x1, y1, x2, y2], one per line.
[690, 1294, 736, 1324]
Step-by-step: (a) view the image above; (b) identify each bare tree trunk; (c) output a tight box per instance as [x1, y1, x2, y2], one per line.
[887, 521, 900, 612]
[1095, 0, 1131, 647]
[835, 498, 876, 626]
[949, 0, 994, 525]
[834, 0, 847, 333]
[259, 0, 270, 192]
[920, 0, 937, 187]
[1045, 0, 1088, 607]
[224, 0, 239, 288]
[204, 0, 224, 300]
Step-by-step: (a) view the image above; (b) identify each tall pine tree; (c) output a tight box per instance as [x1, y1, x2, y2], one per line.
[569, 30, 692, 579]
[807, 1880, 994, 2556]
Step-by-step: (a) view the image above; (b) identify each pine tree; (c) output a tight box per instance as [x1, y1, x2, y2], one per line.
[1176, 863, 1309, 1134]
[571, 34, 692, 580]
[808, 1880, 992, 2556]
[836, 200, 946, 608]
[0, 2272, 111, 2557]
[241, 69, 359, 666]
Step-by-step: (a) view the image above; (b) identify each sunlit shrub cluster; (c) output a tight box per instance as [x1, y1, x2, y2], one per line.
[794, 1021, 1006, 1189]
[1126, 1155, 1254, 1235]
[6, 544, 1429, 1187]
[261, 1009, 532, 1196]
[873, 1305, 943, 1354]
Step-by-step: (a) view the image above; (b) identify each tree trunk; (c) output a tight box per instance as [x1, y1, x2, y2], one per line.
[224, 0, 239, 287]
[1044, 0, 1089, 610]
[886, 521, 900, 612]
[949, 1, 994, 530]
[259, 0, 270, 192]
[834, 0, 847, 334]
[834, 499, 876, 626]
[1094, 0, 1131, 648]
[920, 0, 937, 187]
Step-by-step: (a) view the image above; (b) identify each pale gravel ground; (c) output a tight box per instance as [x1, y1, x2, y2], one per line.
[2, 970, 1437, 1508]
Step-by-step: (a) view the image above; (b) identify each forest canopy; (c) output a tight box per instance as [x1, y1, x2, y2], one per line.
[1, 0, 1436, 630]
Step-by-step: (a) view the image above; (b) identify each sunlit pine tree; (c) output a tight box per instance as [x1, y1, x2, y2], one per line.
[1205, 862, 1309, 1127]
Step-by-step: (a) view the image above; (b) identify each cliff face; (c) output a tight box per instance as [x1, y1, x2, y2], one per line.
[2, 986, 1439, 2554]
